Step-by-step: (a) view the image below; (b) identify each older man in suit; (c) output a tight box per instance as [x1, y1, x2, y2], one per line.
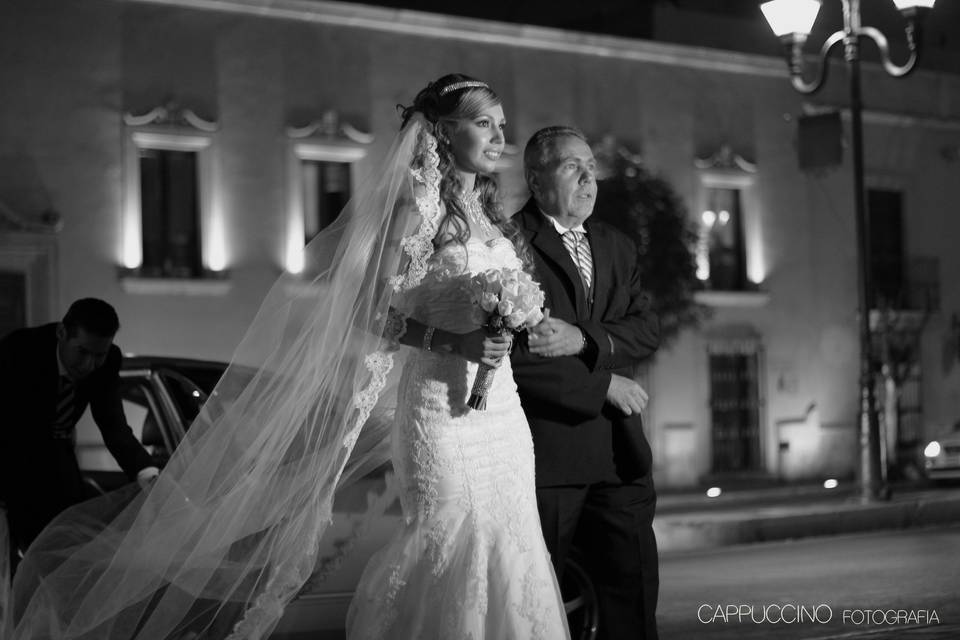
[0, 298, 157, 569]
[511, 126, 661, 639]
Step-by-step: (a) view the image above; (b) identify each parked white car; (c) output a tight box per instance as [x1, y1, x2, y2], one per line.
[923, 420, 960, 483]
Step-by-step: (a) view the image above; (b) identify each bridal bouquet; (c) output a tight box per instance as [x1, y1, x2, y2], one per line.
[466, 267, 545, 410]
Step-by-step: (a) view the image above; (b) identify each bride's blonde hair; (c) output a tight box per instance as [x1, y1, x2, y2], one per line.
[399, 73, 532, 271]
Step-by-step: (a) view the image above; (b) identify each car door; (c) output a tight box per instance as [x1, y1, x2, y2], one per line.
[75, 369, 179, 493]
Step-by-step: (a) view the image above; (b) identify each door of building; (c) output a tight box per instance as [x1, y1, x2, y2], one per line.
[709, 352, 762, 472]
[0, 270, 27, 338]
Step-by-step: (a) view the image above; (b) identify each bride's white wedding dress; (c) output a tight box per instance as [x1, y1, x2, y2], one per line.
[346, 237, 570, 640]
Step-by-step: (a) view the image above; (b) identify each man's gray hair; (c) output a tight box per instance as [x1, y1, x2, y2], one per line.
[523, 126, 588, 175]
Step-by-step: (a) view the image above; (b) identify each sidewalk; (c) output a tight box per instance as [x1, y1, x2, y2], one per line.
[653, 480, 960, 553]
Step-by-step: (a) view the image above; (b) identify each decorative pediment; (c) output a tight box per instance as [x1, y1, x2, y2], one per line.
[592, 134, 644, 180]
[695, 144, 757, 173]
[704, 324, 764, 354]
[287, 110, 373, 144]
[124, 100, 218, 132]
[0, 200, 61, 233]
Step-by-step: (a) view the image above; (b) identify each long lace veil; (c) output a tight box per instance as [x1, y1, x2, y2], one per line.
[10, 115, 441, 639]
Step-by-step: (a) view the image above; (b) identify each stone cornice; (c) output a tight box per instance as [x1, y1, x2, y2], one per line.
[128, 0, 789, 77]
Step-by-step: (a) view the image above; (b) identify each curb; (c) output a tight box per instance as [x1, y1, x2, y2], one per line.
[654, 492, 960, 553]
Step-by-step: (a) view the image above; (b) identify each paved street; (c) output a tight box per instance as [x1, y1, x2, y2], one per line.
[805, 622, 960, 639]
[659, 524, 960, 640]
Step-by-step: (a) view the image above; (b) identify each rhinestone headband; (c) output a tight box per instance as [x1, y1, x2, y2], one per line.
[438, 80, 489, 96]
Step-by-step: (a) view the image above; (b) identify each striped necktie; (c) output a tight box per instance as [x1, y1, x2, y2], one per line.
[52, 375, 76, 439]
[562, 229, 593, 292]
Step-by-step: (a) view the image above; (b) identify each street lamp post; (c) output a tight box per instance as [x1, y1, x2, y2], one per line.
[760, 0, 937, 502]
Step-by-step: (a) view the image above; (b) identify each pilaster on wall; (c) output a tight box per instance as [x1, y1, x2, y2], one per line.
[0, 201, 60, 326]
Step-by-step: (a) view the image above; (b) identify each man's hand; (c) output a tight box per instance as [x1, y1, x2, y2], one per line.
[605, 373, 648, 416]
[137, 466, 160, 490]
[528, 309, 584, 357]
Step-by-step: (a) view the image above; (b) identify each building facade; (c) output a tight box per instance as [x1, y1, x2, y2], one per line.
[2, 0, 959, 487]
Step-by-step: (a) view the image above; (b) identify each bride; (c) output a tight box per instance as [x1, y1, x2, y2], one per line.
[10, 74, 569, 640]
[346, 76, 569, 639]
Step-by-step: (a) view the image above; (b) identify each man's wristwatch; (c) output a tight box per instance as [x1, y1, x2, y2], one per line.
[577, 329, 587, 354]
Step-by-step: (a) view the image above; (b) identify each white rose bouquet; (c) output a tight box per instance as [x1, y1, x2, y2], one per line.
[465, 267, 545, 410]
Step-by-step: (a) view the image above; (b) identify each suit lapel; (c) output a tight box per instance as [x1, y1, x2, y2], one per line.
[519, 202, 589, 318]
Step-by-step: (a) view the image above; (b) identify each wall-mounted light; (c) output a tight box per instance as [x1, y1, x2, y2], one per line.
[696, 210, 714, 281]
[206, 205, 228, 272]
[286, 235, 306, 275]
[747, 235, 767, 285]
[122, 217, 142, 269]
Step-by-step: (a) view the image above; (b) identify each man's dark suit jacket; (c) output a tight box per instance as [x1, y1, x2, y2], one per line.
[0, 323, 153, 548]
[511, 200, 660, 486]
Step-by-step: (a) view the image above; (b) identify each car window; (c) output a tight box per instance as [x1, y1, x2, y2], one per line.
[174, 364, 227, 396]
[76, 377, 167, 474]
[158, 368, 209, 429]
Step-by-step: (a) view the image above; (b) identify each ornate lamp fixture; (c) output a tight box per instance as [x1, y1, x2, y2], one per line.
[761, 0, 934, 93]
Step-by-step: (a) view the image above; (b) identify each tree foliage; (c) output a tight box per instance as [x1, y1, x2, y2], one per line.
[592, 139, 708, 348]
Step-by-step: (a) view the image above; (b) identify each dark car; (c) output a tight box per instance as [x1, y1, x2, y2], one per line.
[73, 355, 597, 639]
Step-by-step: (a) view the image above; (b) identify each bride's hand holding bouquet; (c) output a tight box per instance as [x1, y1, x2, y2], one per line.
[464, 267, 545, 410]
